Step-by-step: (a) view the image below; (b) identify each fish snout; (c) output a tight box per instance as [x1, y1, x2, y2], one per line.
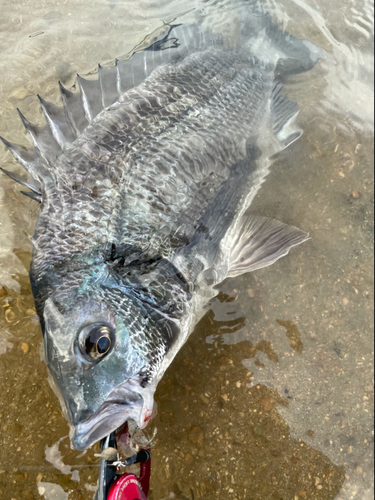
[67, 397, 94, 428]
[71, 381, 154, 450]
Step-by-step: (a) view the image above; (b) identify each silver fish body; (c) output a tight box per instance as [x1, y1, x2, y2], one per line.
[0, 12, 322, 450]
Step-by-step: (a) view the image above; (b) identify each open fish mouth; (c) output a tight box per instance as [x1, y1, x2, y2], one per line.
[73, 403, 140, 451]
[71, 383, 154, 451]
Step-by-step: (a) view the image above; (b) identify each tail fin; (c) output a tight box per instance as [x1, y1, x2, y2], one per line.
[237, 0, 323, 75]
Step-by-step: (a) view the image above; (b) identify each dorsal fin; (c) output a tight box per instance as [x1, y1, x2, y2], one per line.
[17, 108, 62, 161]
[98, 63, 120, 108]
[0, 136, 40, 176]
[115, 24, 223, 95]
[2, 22, 224, 193]
[77, 75, 103, 122]
[0, 166, 41, 195]
[0, 136, 49, 197]
[59, 82, 88, 135]
[37, 94, 77, 148]
[116, 52, 150, 95]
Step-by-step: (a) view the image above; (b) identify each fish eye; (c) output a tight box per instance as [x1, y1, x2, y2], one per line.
[80, 324, 115, 362]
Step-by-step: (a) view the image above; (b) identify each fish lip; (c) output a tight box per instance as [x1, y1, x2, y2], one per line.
[72, 402, 140, 451]
[72, 388, 144, 451]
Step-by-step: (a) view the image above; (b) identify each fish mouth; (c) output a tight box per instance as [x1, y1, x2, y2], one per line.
[72, 382, 153, 451]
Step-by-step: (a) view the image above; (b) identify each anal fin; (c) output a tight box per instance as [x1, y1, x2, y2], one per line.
[227, 215, 309, 278]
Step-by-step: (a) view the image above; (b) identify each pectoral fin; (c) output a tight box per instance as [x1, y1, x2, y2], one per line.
[227, 215, 309, 278]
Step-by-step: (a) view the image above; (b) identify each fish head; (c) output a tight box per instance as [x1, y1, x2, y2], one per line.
[41, 267, 173, 450]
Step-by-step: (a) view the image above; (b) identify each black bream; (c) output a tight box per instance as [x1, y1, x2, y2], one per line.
[0, 8, 322, 450]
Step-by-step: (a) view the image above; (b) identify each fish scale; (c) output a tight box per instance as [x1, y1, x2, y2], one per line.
[0, 13, 323, 451]
[38, 48, 264, 268]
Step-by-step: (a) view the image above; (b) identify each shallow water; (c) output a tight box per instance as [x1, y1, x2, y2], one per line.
[0, 0, 373, 499]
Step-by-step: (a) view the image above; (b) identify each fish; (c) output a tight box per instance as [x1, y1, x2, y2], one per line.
[0, 4, 322, 451]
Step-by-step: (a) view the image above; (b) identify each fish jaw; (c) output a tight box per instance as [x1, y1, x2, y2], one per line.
[71, 378, 156, 451]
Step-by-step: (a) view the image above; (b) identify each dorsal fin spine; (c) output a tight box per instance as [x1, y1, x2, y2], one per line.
[37, 94, 75, 149]
[98, 62, 120, 109]
[77, 74, 92, 122]
[1, 134, 54, 191]
[98, 64, 107, 109]
[0, 136, 39, 175]
[77, 74, 104, 122]
[59, 82, 79, 135]
[17, 108, 40, 149]
[17, 108, 62, 164]
[0, 166, 41, 194]
[115, 61, 122, 95]
[20, 190, 42, 203]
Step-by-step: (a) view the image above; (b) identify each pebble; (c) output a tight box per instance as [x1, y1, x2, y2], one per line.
[21, 343, 29, 354]
[260, 397, 275, 411]
[227, 289, 239, 301]
[189, 426, 204, 447]
[9, 88, 28, 100]
[351, 191, 360, 198]
[200, 394, 210, 405]
[5, 309, 16, 322]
